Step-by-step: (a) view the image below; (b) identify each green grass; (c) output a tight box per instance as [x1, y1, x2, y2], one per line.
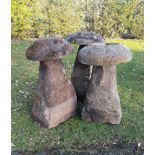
[11, 39, 144, 152]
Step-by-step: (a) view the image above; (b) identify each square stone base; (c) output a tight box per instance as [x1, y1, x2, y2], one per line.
[32, 95, 77, 128]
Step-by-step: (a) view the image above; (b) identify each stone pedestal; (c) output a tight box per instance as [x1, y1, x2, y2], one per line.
[32, 59, 77, 128]
[71, 46, 92, 101]
[82, 66, 122, 124]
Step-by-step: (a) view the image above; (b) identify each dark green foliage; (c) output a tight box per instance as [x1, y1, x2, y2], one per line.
[11, 0, 144, 39]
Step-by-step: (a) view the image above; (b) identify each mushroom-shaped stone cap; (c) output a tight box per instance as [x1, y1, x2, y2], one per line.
[78, 43, 132, 66]
[66, 31, 105, 45]
[26, 37, 73, 61]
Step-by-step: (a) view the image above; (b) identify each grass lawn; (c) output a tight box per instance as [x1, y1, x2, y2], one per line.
[11, 39, 144, 153]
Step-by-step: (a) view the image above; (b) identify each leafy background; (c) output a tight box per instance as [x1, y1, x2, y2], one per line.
[11, 0, 144, 39]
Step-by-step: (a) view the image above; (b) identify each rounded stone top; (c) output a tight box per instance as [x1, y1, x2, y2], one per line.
[26, 37, 73, 61]
[78, 43, 132, 66]
[65, 31, 105, 45]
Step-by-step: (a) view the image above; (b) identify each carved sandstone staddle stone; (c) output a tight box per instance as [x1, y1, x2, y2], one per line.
[78, 43, 132, 124]
[66, 31, 105, 101]
[26, 37, 77, 128]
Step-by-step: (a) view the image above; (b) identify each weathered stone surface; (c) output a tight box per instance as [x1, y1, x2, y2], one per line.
[26, 37, 77, 128]
[78, 43, 132, 67]
[79, 43, 132, 124]
[66, 31, 106, 100]
[71, 45, 92, 101]
[66, 31, 105, 45]
[82, 66, 122, 124]
[32, 59, 77, 128]
[26, 37, 73, 61]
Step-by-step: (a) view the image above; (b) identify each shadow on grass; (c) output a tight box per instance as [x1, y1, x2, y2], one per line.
[12, 142, 144, 155]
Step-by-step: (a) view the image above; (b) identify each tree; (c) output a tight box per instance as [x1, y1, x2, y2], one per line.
[118, 0, 144, 38]
[11, 0, 144, 39]
[11, 0, 33, 38]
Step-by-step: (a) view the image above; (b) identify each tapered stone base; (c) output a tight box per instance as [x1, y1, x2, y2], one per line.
[71, 45, 92, 101]
[31, 59, 77, 128]
[32, 95, 77, 128]
[71, 60, 91, 101]
[81, 66, 122, 124]
[82, 105, 122, 124]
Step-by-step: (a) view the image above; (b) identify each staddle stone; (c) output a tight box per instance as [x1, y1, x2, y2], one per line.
[26, 37, 77, 128]
[78, 43, 132, 124]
